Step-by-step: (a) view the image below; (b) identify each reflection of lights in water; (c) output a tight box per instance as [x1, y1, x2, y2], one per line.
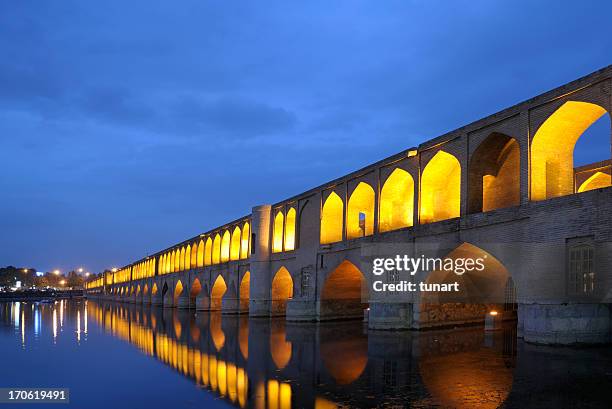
[34, 308, 40, 336]
[268, 380, 292, 409]
[315, 397, 338, 409]
[84, 305, 88, 335]
[14, 302, 20, 328]
[21, 310, 25, 347]
[60, 300, 64, 328]
[53, 309, 57, 341]
[320, 337, 368, 385]
[77, 310, 81, 343]
[419, 347, 512, 409]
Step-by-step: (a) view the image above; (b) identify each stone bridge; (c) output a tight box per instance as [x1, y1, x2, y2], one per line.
[87, 65, 612, 344]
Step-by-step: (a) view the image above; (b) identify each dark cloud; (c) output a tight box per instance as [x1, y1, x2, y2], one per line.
[1, 0, 611, 272]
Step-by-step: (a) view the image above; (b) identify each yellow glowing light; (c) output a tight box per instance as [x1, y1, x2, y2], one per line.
[59, 280, 66, 285]
[284, 208, 296, 251]
[420, 150, 461, 224]
[211, 274, 227, 311]
[489, 310, 498, 316]
[531, 101, 607, 200]
[230, 226, 241, 261]
[272, 211, 284, 253]
[197, 239, 204, 267]
[240, 222, 250, 259]
[346, 182, 375, 239]
[380, 168, 414, 232]
[212, 234, 221, 264]
[221, 230, 231, 263]
[240, 271, 250, 311]
[53, 269, 60, 275]
[205, 237, 213, 266]
[320, 191, 343, 244]
[577, 171, 611, 193]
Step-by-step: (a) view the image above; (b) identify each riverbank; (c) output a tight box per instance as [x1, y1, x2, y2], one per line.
[0, 289, 83, 301]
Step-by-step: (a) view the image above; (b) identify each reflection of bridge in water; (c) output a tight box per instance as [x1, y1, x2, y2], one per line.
[87, 301, 520, 409]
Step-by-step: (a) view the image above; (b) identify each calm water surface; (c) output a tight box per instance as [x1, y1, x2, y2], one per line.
[1, 300, 611, 409]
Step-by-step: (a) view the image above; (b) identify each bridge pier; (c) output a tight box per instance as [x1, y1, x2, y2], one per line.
[520, 303, 611, 345]
[176, 295, 190, 309]
[163, 292, 174, 308]
[221, 297, 240, 314]
[195, 294, 211, 311]
[367, 302, 414, 330]
[151, 293, 163, 306]
[286, 299, 317, 321]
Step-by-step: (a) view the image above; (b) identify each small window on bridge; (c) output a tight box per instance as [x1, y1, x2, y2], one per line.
[568, 244, 595, 296]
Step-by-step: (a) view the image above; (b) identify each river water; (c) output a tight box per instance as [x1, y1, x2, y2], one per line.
[1, 300, 611, 408]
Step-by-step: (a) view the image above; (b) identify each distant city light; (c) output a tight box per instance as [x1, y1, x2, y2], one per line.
[85, 272, 91, 277]
[15, 281, 22, 289]
[78, 268, 83, 273]
[53, 270, 60, 275]
[22, 268, 28, 273]
[111, 268, 118, 272]
[36, 271, 44, 277]
[59, 280, 66, 286]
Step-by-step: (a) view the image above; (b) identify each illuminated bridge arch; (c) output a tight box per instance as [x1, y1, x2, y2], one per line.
[578, 171, 611, 192]
[271, 266, 293, 315]
[420, 150, 461, 224]
[221, 230, 231, 263]
[531, 100, 610, 200]
[320, 260, 367, 320]
[468, 132, 520, 213]
[211, 274, 227, 311]
[379, 168, 414, 232]
[320, 191, 344, 244]
[347, 182, 375, 239]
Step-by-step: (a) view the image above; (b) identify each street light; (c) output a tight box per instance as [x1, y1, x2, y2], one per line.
[53, 270, 60, 275]
[85, 272, 91, 277]
[111, 268, 117, 273]
[59, 280, 66, 286]
[78, 268, 83, 273]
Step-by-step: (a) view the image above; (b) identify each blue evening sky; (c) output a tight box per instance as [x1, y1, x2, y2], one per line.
[1, 1, 611, 273]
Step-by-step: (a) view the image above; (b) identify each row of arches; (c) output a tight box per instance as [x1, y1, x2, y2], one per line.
[158, 221, 251, 275]
[272, 207, 296, 253]
[319, 100, 611, 244]
[132, 258, 156, 280]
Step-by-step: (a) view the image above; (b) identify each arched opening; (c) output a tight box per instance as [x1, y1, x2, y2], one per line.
[230, 226, 241, 261]
[143, 284, 149, 296]
[284, 208, 296, 251]
[240, 222, 250, 259]
[531, 101, 610, 200]
[577, 171, 611, 193]
[420, 150, 461, 224]
[191, 242, 198, 267]
[170, 251, 175, 272]
[165, 253, 170, 274]
[211, 275, 227, 311]
[320, 260, 367, 320]
[271, 267, 293, 315]
[190, 278, 202, 306]
[161, 282, 168, 298]
[173, 280, 184, 305]
[221, 231, 231, 263]
[379, 168, 414, 233]
[136, 285, 141, 296]
[320, 192, 344, 244]
[468, 133, 520, 213]
[418, 243, 516, 328]
[205, 237, 213, 266]
[272, 211, 284, 253]
[212, 234, 221, 264]
[185, 245, 191, 270]
[239, 271, 250, 311]
[346, 182, 375, 239]
[151, 283, 158, 296]
[197, 239, 205, 267]
[270, 320, 292, 369]
[180, 247, 186, 271]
